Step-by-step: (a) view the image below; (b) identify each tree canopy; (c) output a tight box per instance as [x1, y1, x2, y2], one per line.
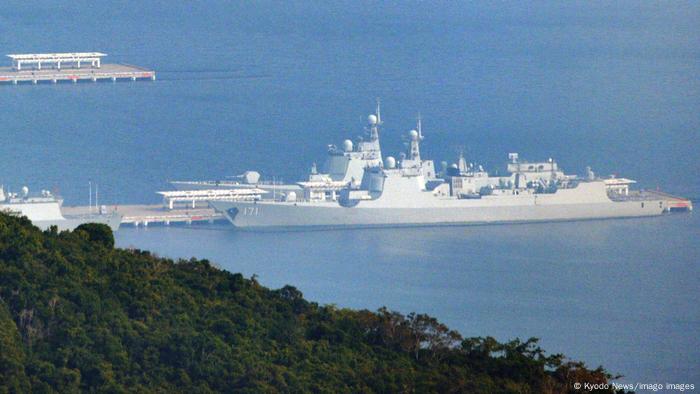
[0, 213, 628, 393]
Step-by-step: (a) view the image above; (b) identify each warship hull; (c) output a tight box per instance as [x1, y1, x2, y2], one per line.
[36, 214, 123, 232]
[1, 199, 122, 232]
[210, 198, 667, 231]
[5, 214, 122, 232]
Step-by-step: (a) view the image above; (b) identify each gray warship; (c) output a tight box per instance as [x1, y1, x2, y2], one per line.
[209, 105, 692, 230]
[0, 185, 121, 232]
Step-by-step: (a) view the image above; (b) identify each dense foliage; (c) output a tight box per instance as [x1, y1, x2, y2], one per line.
[0, 213, 626, 393]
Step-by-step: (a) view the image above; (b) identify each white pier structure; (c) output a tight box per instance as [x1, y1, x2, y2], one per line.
[8, 52, 107, 71]
[62, 204, 225, 227]
[158, 189, 267, 210]
[0, 52, 155, 85]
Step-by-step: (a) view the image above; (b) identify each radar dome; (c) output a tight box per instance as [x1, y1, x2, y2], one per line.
[385, 156, 396, 169]
[285, 191, 297, 202]
[409, 129, 419, 140]
[342, 139, 353, 152]
[21, 186, 29, 196]
[368, 114, 378, 125]
[242, 171, 260, 184]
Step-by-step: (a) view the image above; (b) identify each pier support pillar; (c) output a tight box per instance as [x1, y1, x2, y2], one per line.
[131, 76, 136, 81]
[52, 79, 57, 83]
[72, 78, 77, 84]
[92, 77, 97, 82]
[151, 74, 156, 81]
[12, 80, 17, 85]
[192, 200, 196, 209]
[111, 77, 117, 82]
[32, 80, 37, 84]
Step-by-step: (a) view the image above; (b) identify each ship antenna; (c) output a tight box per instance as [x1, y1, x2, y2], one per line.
[417, 113, 423, 140]
[376, 98, 382, 125]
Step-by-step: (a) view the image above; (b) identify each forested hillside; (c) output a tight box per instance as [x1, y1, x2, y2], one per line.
[0, 213, 625, 393]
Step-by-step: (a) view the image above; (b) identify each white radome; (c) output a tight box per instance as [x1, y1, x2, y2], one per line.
[343, 139, 353, 152]
[385, 156, 396, 169]
[409, 129, 419, 140]
[368, 114, 378, 125]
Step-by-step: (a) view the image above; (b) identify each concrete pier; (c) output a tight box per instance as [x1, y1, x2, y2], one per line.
[0, 63, 155, 85]
[62, 204, 224, 227]
[1, 53, 155, 85]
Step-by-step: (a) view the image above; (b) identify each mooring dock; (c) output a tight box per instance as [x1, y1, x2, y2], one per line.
[62, 205, 223, 227]
[0, 52, 155, 84]
[61, 189, 268, 227]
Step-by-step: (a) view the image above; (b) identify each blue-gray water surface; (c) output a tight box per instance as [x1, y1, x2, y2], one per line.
[1, 1, 698, 387]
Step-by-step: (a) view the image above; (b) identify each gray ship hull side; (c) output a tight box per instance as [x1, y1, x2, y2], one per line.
[34, 214, 122, 232]
[210, 199, 666, 230]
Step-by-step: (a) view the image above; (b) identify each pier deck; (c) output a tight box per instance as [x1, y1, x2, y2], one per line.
[62, 204, 223, 227]
[0, 63, 155, 84]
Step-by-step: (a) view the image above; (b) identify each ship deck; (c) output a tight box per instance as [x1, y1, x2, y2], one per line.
[609, 190, 693, 211]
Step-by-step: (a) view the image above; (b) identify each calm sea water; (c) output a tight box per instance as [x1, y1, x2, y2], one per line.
[1, 0, 698, 386]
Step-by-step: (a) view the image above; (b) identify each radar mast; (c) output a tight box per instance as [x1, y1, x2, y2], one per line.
[409, 114, 423, 161]
[361, 98, 383, 162]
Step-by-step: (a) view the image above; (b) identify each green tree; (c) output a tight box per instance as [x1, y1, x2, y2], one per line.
[0, 212, 628, 393]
